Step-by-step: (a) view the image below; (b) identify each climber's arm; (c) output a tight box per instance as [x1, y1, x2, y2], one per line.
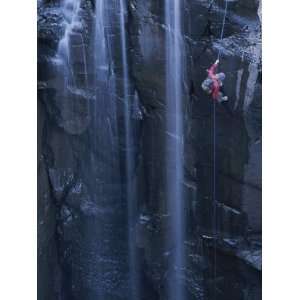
[207, 59, 219, 78]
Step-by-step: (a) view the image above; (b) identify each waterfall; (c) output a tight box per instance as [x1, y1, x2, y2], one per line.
[94, 0, 139, 297]
[56, 0, 86, 88]
[165, 0, 186, 299]
[119, 0, 140, 298]
[93, 0, 119, 181]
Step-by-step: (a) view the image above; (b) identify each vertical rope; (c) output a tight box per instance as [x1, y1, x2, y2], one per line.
[213, 1, 228, 299]
[217, 0, 229, 60]
[213, 98, 217, 300]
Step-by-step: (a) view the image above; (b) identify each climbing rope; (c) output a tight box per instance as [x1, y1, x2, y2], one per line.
[213, 1, 228, 299]
[217, 0, 229, 60]
[212, 91, 217, 300]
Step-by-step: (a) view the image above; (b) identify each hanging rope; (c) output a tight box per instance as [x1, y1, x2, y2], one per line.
[212, 96, 217, 300]
[213, 1, 228, 299]
[217, 0, 229, 60]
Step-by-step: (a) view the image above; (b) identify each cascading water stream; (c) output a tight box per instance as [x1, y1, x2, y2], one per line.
[94, 0, 139, 297]
[119, 0, 140, 298]
[55, 0, 137, 296]
[165, 0, 186, 299]
[93, 0, 119, 181]
[56, 0, 85, 87]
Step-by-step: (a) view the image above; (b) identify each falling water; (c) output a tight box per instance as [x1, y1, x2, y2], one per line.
[93, 0, 120, 181]
[94, 0, 138, 297]
[119, 0, 140, 298]
[56, 0, 86, 88]
[165, 0, 186, 299]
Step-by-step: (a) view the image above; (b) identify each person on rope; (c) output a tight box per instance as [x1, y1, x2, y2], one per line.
[201, 59, 228, 103]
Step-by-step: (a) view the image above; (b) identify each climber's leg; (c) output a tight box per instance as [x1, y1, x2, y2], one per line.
[218, 86, 228, 103]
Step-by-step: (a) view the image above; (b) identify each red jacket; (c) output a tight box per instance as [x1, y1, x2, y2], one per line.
[207, 63, 220, 100]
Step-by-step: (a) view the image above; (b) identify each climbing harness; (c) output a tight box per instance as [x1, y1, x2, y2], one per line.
[213, 1, 228, 299]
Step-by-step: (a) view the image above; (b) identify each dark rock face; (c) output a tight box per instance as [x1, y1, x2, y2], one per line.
[38, 0, 261, 299]
[128, 1, 261, 298]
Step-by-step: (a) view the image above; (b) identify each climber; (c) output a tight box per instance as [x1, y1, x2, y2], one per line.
[201, 59, 228, 103]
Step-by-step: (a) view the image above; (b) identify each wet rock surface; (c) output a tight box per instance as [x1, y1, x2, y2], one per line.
[38, 0, 261, 299]
[128, 1, 261, 298]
